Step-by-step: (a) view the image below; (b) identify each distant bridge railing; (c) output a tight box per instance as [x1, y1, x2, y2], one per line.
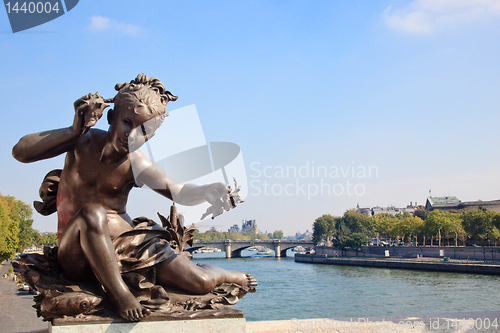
[186, 239, 314, 258]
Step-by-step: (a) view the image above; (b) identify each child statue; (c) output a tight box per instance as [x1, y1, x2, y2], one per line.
[12, 73, 256, 321]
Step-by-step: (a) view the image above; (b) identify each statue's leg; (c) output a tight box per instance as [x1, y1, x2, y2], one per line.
[156, 254, 257, 294]
[57, 203, 150, 321]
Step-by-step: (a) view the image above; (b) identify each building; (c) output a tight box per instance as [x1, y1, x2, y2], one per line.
[226, 220, 260, 234]
[356, 202, 424, 216]
[240, 220, 259, 234]
[424, 196, 461, 211]
[294, 230, 313, 241]
[425, 196, 500, 213]
[228, 224, 240, 233]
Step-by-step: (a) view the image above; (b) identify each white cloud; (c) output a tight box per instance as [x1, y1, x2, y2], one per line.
[383, 0, 500, 34]
[89, 16, 142, 36]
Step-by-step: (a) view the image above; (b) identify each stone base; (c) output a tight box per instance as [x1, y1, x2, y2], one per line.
[50, 317, 246, 333]
[49, 308, 245, 333]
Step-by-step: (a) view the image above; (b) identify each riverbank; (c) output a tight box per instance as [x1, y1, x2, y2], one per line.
[295, 253, 500, 274]
[315, 245, 500, 262]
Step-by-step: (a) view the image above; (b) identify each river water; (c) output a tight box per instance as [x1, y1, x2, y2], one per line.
[192, 251, 500, 322]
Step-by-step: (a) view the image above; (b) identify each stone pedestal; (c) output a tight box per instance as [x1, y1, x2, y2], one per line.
[50, 317, 246, 333]
[49, 308, 245, 333]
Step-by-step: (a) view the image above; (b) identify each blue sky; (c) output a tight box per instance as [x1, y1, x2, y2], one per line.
[1, 0, 500, 235]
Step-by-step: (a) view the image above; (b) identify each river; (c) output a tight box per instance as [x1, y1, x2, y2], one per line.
[193, 250, 500, 322]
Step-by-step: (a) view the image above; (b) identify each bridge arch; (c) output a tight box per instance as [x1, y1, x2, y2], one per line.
[187, 240, 314, 258]
[231, 245, 254, 258]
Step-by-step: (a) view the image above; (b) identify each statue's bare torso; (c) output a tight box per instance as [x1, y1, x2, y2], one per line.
[57, 129, 136, 239]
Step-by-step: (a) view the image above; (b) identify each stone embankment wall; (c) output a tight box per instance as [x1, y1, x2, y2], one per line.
[295, 254, 500, 274]
[315, 245, 500, 261]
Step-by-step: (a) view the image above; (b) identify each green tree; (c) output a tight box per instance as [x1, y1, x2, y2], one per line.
[313, 214, 336, 245]
[332, 219, 351, 249]
[32, 231, 42, 244]
[443, 212, 464, 246]
[372, 213, 395, 244]
[462, 209, 496, 243]
[272, 230, 284, 240]
[0, 194, 20, 261]
[425, 210, 447, 246]
[393, 216, 423, 245]
[193, 229, 272, 241]
[342, 209, 369, 234]
[40, 232, 58, 245]
[15, 200, 35, 252]
[490, 227, 500, 246]
[394, 212, 412, 220]
[258, 233, 270, 240]
[492, 212, 500, 231]
[344, 233, 369, 250]
[413, 209, 428, 221]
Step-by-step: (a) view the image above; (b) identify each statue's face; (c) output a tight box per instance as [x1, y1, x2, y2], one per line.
[109, 104, 163, 154]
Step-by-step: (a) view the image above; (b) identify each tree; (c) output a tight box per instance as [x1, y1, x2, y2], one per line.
[193, 229, 273, 241]
[332, 219, 351, 249]
[425, 210, 447, 246]
[372, 213, 395, 244]
[342, 209, 369, 234]
[15, 200, 35, 252]
[40, 232, 58, 245]
[393, 216, 423, 245]
[0, 194, 37, 255]
[443, 213, 464, 246]
[0, 194, 20, 261]
[272, 230, 284, 240]
[413, 209, 428, 221]
[492, 213, 500, 231]
[395, 212, 412, 220]
[462, 209, 496, 243]
[312, 214, 336, 245]
[490, 227, 500, 246]
[344, 233, 369, 250]
[32, 230, 42, 244]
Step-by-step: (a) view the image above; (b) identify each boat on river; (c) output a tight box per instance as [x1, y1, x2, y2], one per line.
[193, 247, 222, 254]
[292, 246, 307, 254]
[256, 247, 273, 256]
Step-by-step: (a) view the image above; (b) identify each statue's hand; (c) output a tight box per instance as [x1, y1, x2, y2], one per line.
[229, 177, 244, 208]
[72, 92, 109, 135]
[200, 179, 244, 220]
[200, 182, 231, 220]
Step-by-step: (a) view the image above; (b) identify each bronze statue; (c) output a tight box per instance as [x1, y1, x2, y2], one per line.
[11, 74, 256, 322]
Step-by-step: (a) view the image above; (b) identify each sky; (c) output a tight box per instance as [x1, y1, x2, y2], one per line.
[1, 0, 500, 235]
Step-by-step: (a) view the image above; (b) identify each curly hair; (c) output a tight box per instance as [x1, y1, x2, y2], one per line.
[109, 73, 177, 120]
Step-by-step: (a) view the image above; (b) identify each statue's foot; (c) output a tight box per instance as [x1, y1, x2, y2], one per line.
[228, 271, 257, 292]
[113, 293, 151, 321]
[245, 273, 257, 293]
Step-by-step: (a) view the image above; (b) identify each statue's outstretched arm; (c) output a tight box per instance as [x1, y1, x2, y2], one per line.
[12, 93, 108, 163]
[132, 153, 206, 205]
[133, 151, 232, 209]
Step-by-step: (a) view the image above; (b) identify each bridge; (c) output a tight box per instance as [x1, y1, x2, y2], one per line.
[186, 240, 315, 258]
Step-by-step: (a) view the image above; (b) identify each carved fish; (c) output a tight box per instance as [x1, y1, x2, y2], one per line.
[38, 291, 103, 318]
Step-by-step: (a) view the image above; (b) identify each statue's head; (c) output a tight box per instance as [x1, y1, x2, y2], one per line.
[109, 73, 177, 122]
[107, 73, 177, 153]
